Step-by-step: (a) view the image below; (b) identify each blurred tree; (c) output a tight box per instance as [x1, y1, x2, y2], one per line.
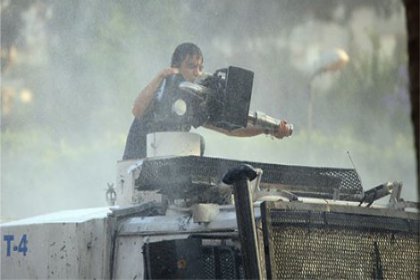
[1, 0, 32, 72]
[317, 36, 409, 143]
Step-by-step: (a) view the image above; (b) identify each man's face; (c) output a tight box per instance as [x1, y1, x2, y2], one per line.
[179, 54, 203, 82]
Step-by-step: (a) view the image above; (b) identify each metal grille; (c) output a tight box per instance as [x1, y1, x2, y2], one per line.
[201, 247, 216, 279]
[271, 226, 419, 279]
[262, 204, 420, 280]
[218, 248, 237, 279]
[134, 156, 363, 200]
[201, 247, 239, 279]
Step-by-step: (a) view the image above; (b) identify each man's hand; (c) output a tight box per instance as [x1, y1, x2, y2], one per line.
[271, 120, 293, 139]
[158, 67, 179, 79]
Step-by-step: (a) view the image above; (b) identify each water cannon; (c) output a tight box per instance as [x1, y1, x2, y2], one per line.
[177, 66, 254, 130]
[177, 66, 293, 135]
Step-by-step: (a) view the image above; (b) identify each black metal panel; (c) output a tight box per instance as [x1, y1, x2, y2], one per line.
[134, 156, 363, 200]
[261, 202, 420, 280]
[220, 66, 254, 129]
[144, 239, 202, 279]
[143, 239, 242, 279]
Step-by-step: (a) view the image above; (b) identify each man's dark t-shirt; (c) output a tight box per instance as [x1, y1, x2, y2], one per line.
[122, 75, 200, 160]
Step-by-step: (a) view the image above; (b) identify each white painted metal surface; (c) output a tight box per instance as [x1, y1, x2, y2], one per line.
[115, 159, 142, 206]
[115, 159, 164, 207]
[192, 203, 220, 223]
[117, 205, 251, 236]
[1, 207, 112, 279]
[147, 132, 202, 157]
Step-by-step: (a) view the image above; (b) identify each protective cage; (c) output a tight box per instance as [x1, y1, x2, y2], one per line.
[135, 156, 363, 201]
[261, 201, 420, 280]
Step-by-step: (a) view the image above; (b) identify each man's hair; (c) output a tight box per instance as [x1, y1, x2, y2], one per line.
[170, 42, 203, 67]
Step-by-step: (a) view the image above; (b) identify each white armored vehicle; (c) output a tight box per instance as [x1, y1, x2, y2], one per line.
[1, 67, 418, 279]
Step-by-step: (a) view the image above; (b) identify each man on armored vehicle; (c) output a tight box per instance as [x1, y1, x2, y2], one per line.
[122, 42, 293, 160]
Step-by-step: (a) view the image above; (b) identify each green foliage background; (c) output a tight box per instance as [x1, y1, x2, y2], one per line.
[1, 0, 416, 221]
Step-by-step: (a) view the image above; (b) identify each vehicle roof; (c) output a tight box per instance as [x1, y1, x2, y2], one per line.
[1, 207, 112, 226]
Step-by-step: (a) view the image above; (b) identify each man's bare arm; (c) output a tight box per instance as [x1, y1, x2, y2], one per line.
[203, 119, 291, 139]
[203, 123, 264, 137]
[132, 68, 179, 118]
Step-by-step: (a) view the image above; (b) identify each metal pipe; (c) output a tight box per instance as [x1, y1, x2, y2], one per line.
[248, 111, 293, 135]
[223, 164, 262, 280]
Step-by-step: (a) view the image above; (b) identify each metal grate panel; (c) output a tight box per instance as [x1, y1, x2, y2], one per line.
[201, 246, 239, 279]
[261, 202, 420, 280]
[134, 156, 363, 200]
